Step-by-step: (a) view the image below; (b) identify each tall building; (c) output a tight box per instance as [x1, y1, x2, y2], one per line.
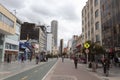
[0, 4, 17, 62]
[59, 39, 63, 55]
[51, 20, 58, 48]
[82, 0, 102, 45]
[82, 0, 120, 51]
[20, 22, 47, 52]
[101, 0, 120, 50]
[4, 19, 21, 62]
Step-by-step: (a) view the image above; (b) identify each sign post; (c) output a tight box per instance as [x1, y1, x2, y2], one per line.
[85, 49, 89, 63]
[84, 42, 90, 63]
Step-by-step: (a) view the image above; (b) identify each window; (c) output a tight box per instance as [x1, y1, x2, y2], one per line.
[16, 23, 21, 33]
[6, 34, 19, 41]
[95, 22, 99, 30]
[5, 43, 18, 50]
[91, 27, 94, 33]
[82, 20, 84, 25]
[0, 13, 2, 21]
[95, 9, 99, 18]
[102, 4, 105, 11]
[0, 12, 14, 28]
[96, 35, 100, 42]
[82, 28, 84, 32]
[94, 0, 98, 6]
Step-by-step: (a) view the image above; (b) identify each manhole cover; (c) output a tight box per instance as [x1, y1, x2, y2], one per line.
[51, 75, 77, 80]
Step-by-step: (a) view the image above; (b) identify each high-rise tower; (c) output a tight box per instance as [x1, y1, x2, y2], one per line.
[51, 20, 58, 48]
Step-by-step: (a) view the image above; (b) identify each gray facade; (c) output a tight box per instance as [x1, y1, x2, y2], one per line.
[51, 20, 58, 48]
[101, 0, 120, 50]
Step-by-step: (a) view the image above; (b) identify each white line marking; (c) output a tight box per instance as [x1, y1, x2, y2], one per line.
[42, 59, 58, 80]
[21, 76, 28, 80]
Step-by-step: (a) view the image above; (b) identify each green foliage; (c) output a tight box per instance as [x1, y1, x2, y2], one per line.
[83, 40, 105, 55]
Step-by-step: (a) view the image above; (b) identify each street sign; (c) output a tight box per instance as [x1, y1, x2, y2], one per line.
[84, 42, 90, 48]
[85, 49, 89, 54]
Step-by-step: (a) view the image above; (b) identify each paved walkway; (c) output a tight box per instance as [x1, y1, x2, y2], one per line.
[78, 62, 120, 80]
[44, 58, 102, 80]
[96, 64, 120, 80]
[0, 59, 45, 80]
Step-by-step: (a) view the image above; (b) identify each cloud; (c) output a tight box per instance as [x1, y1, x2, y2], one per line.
[0, 0, 88, 46]
[29, 0, 79, 21]
[0, 0, 26, 9]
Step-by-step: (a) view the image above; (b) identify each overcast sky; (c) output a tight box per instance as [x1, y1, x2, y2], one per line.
[0, 0, 87, 46]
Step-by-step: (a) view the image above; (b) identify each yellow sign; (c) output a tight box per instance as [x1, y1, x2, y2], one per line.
[84, 43, 90, 48]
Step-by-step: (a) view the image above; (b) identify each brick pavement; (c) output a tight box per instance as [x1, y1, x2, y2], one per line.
[44, 58, 102, 80]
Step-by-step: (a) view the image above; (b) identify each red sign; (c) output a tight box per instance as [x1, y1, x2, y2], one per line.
[85, 49, 89, 54]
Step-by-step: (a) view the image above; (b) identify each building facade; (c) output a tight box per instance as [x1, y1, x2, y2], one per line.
[0, 4, 17, 62]
[82, 0, 120, 51]
[101, 0, 120, 50]
[4, 19, 21, 62]
[59, 39, 63, 55]
[37, 25, 47, 52]
[51, 20, 58, 48]
[20, 22, 47, 53]
[82, 0, 102, 45]
[47, 33, 52, 54]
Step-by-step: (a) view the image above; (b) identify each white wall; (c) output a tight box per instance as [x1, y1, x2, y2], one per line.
[47, 34, 52, 53]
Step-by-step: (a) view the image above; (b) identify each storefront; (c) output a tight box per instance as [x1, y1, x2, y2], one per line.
[4, 50, 18, 62]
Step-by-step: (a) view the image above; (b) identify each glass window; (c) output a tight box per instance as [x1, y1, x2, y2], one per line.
[95, 22, 99, 30]
[5, 43, 18, 50]
[96, 35, 100, 42]
[0, 13, 2, 21]
[0, 12, 14, 28]
[6, 34, 19, 41]
[94, 0, 98, 6]
[95, 9, 99, 18]
[16, 23, 21, 33]
[82, 28, 84, 32]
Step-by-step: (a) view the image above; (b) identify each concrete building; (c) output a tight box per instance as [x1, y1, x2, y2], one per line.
[82, 0, 120, 51]
[71, 35, 78, 54]
[4, 19, 21, 62]
[101, 0, 120, 50]
[76, 35, 82, 54]
[51, 20, 58, 48]
[47, 33, 53, 54]
[20, 22, 47, 53]
[82, 0, 102, 45]
[59, 39, 63, 55]
[0, 4, 17, 62]
[37, 25, 47, 52]
[66, 39, 73, 56]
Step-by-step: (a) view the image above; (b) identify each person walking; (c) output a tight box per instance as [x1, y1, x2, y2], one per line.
[102, 57, 110, 76]
[62, 56, 64, 62]
[74, 56, 78, 69]
[36, 55, 39, 64]
[21, 55, 24, 63]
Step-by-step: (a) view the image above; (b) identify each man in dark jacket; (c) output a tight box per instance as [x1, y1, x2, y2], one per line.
[74, 56, 78, 69]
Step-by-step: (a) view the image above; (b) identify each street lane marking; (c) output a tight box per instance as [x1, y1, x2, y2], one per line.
[42, 59, 58, 80]
[21, 76, 28, 80]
